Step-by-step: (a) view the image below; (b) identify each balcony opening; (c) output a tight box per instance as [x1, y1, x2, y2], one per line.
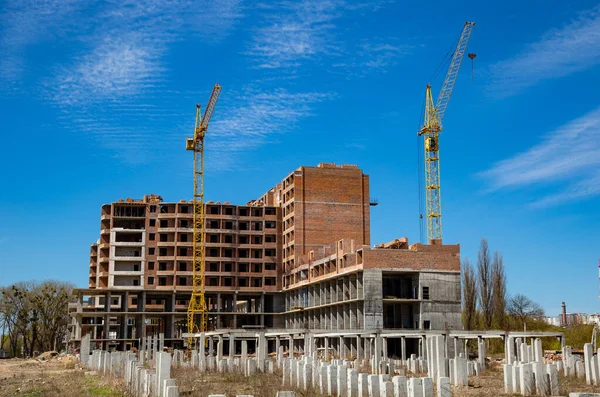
[178, 247, 187, 256]
[265, 249, 276, 257]
[265, 221, 276, 229]
[208, 248, 219, 257]
[252, 236, 263, 244]
[179, 205, 189, 213]
[208, 206, 220, 215]
[178, 262, 187, 272]
[180, 233, 188, 242]
[239, 222, 249, 231]
[238, 249, 249, 258]
[224, 207, 234, 215]
[252, 250, 263, 259]
[223, 249, 233, 258]
[265, 208, 276, 215]
[224, 221, 234, 230]
[251, 208, 263, 217]
[180, 219, 189, 228]
[160, 234, 167, 242]
[238, 263, 248, 273]
[238, 278, 248, 287]
[239, 235, 249, 244]
[223, 277, 233, 287]
[208, 262, 218, 272]
[252, 222, 263, 231]
[265, 277, 276, 286]
[223, 262, 233, 272]
[209, 234, 219, 243]
[133, 264, 139, 271]
[114, 205, 145, 217]
[208, 277, 218, 286]
[239, 208, 249, 217]
[265, 263, 276, 271]
[159, 248, 167, 256]
[133, 279, 139, 286]
[382, 275, 416, 299]
[252, 263, 262, 273]
[159, 262, 167, 271]
[178, 277, 187, 286]
[252, 278, 262, 287]
[265, 235, 276, 243]
[159, 277, 167, 286]
[224, 234, 234, 244]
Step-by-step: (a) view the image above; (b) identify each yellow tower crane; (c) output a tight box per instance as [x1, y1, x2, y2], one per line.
[418, 21, 474, 241]
[186, 83, 222, 347]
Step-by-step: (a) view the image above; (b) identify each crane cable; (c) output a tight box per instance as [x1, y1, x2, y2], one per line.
[416, 96, 426, 243]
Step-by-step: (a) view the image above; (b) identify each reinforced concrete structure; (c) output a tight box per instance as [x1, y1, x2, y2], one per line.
[70, 163, 462, 351]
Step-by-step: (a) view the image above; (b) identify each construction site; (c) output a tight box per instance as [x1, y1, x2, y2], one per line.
[25, 18, 597, 397]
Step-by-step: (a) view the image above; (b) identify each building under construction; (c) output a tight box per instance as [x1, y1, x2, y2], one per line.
[69, 163, 461, 351]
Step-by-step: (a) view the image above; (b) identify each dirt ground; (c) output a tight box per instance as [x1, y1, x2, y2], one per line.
[2, 357, 600, 396]
[0, 358, 126, 397]
[457, 361, 600, 396]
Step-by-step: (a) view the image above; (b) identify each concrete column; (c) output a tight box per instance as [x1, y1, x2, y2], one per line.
[437, 376, 450, 397]
[520, 363, 533, 396]
[156, 352, 171, 397]
[401, 336, 406, 362]
[506, 337, 514, 364]
[229, 335, 235, 359]
[356, 336, 362, 361]
[374, 334, 382, 372]
[453, 337, 459, 359]
[584, 343, 594, 385]
[216, 335, 223, 361]
[503, 364, 513, 393]
[257, 332, 266, 372]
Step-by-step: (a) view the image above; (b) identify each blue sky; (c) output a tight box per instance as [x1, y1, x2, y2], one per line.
[1, 0, 599, 316]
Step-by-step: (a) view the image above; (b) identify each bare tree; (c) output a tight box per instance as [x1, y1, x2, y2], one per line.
[0, 280, 73, 357]
[491, 252, 507, 328]
[462, 258, 478, 330]
[477, 238, 493, 329]
[507, 294, 544, 331]
[33, 281, 74, 351]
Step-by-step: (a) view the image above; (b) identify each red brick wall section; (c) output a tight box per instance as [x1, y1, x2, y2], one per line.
[296, 166, 371, 255]
[362, 244, 460, 272]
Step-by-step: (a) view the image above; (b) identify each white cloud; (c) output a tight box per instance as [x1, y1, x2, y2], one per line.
[53, 35, 164, 106]
[206, 87, 332, 169]
[333, 40, 412, 76]
[0, 0, 82, 82]
[479, 106, 600, 206]
[489, 5, 600, 97]
[248, 0, 341, 69]
[247, 0, 393, 71]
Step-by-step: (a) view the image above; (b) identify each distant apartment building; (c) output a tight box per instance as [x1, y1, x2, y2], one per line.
[70, 163, 462, 350]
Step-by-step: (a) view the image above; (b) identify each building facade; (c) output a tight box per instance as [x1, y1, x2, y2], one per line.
[70, 163, 462, 350]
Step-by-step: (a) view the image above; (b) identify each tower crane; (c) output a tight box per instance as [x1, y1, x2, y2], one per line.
[418, 21, 474, 241]
[186, 83, 222, 347]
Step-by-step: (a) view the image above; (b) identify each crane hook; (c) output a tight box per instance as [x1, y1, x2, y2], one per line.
[468, 53, 477, 81]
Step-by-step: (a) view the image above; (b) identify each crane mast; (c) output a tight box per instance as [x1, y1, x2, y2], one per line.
[186, 83, 222, 347]
[418, 21, 474, 241]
